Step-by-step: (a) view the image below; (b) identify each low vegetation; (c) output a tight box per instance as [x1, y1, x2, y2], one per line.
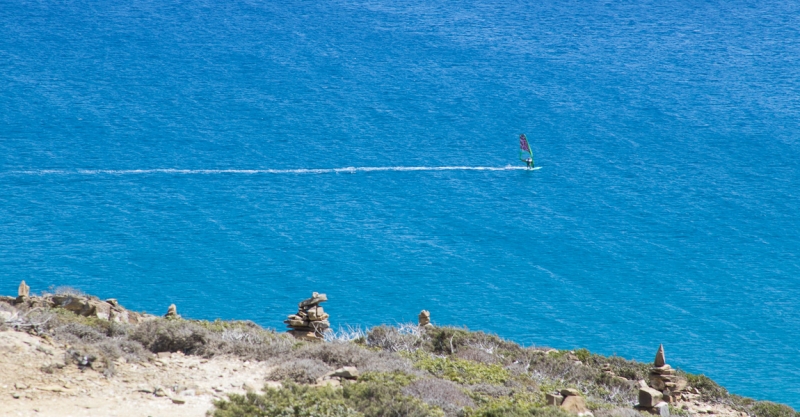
[2, 294, 798, 417]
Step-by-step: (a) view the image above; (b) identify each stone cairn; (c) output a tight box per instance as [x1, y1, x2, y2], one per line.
[546, 389, 593, 417]
[284, 292, 330, 340]
[164, 304, 180, 319]
[637, 344, 689, 416]
[418, 310, 433, 328]
[16, 280, 30, 303]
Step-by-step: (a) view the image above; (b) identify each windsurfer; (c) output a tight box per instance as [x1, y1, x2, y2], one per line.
[525, 157, 533, 169]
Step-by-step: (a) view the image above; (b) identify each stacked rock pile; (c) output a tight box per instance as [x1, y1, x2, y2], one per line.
[546, 389, 593, 417]
[17, 280, 30, 303]
[284, 292, 331, 340]
[164, 304, 180, 319]
[418, 310, 433, 328]
[637, 344, 689, 416]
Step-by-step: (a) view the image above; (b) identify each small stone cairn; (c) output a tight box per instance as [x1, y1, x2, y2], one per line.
[164, 304, 180, 319]
[418, 310, 433, 328]
[546, 389, 593, 416]
[284, 292, 330, 340]
[637, 344, 689, 416]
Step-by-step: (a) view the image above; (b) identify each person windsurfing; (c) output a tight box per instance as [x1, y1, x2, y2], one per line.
[519, 134, 534, 169]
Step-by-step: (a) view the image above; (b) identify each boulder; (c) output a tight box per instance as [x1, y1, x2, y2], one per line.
[561, 395, 590, 414]
[653, 401, 670, 417]
[330, 366, 359, 380]
[561, 388, 581, 397]
[52, 295, 108, 318]
[546, 393, 564, 406]
[639, 386, 664, 408]
[654, 344, 666, 367]
[649, 375, 667, 391]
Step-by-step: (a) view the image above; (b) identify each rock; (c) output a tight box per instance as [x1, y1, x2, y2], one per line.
[154, 387, 168, 397]
[11, 392, 20, 399]
[546, 393, 564, 406]
[651, 365, 674, 375]
[164, 304, 180, 319]
[242, 383, 256, 392]
[418, 310, 432, 327]
[316, 379, 341, 387]
[171, 397, 186, 404]
[285, 319, 308, 327]
[649, 375, 667, 391]
[288, 330, 320, 340]
[639, 386, 664, 408]
[157, 352, 171, 358]
[637, 380, 649, 390]
[561, 395, 590, 414]
[15, 382, 29, 390]
[654, 344, 666, 367]
[105, 298, 118, 307]
[330, 366, 359, 380]
[672, 376, 688, 392]
[561, 388, 581, 397]
[298, 292, 328, 308]
[653, 401, 670, 417]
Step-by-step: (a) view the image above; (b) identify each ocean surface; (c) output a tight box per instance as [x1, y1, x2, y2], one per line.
[1, 0, 799, 406]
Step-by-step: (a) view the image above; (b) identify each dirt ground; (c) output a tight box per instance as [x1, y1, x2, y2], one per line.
[0, 330, 276, 417]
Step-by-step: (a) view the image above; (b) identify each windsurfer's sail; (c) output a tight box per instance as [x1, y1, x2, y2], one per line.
[519, 134, 534, 167]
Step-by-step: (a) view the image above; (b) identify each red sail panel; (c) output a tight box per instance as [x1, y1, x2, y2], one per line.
[519, 134, 530, 152]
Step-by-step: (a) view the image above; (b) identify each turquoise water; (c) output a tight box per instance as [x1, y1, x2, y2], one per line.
[1, 0, 799, 406]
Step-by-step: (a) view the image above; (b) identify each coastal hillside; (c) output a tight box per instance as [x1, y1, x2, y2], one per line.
[1, 285, 797, 417]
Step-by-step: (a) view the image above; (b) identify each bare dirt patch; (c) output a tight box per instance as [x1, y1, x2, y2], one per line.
[0, 330, 274, 417]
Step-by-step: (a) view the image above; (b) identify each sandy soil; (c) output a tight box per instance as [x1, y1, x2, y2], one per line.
[0, 330, 276, 417]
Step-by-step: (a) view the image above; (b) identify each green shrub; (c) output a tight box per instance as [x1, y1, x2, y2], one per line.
[211, 383, 361, 417]
[573, 349, 591, 362]
[343, 372, 440, 417]
[212, 372, 438, 417]
[464, 392, 572, 417]
[406, 351, 509, 385]
[751, 401, 799, 417]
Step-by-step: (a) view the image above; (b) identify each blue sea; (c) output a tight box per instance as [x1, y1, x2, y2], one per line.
[1, 0, 799, 406]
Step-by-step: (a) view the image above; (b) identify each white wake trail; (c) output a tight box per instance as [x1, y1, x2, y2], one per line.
[5, 166, 529, 176]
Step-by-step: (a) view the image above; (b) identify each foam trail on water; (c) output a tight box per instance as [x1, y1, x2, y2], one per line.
[3, 166, 529, 176]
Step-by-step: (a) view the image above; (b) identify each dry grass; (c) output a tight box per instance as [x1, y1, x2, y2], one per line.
[266, 358, 332, 384]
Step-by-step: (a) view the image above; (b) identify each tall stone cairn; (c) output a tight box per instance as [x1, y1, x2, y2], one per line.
[285, 292, 330, 340]
[638, 344, 689, 412]
[17, 280, 30, 299]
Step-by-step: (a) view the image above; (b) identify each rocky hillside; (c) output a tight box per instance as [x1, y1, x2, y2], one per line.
[1, 284, 797, 417]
